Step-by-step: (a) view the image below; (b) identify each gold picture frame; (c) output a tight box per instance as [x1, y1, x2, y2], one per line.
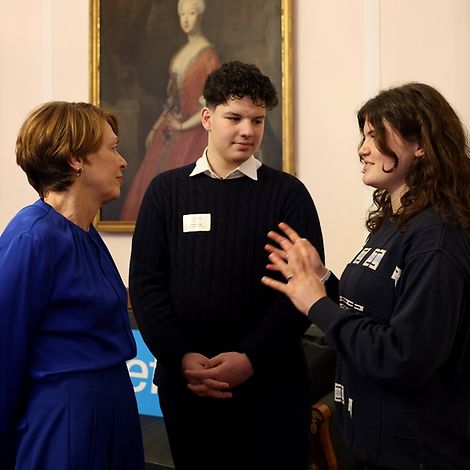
[90, 0, 294, 232]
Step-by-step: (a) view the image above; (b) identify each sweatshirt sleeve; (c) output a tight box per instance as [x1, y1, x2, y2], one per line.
[308, 248, 465, 391]
[0, 233, 52, 458]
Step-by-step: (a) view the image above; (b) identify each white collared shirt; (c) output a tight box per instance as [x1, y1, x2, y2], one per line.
[189, 148, 262, 181]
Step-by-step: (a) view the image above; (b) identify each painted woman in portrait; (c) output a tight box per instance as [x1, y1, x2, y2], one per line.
[120, 0, 220, 220]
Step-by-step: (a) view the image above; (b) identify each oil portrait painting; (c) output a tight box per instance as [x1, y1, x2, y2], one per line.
[91, 0, 293, 230]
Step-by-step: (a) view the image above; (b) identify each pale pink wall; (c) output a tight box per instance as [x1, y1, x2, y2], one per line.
[380, 0, 470, 126]
[295, 1, 367, 274]
[2, 0, 470, 282]
[0, 1, 46, 225]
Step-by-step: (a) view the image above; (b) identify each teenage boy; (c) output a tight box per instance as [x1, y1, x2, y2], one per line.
[130, 61, 325, 469]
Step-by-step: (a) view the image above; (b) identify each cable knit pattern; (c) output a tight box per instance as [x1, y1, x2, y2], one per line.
[130, 163, 324, 389]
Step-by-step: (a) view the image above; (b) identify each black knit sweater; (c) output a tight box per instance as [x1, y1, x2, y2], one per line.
[130, 163, 324, 390]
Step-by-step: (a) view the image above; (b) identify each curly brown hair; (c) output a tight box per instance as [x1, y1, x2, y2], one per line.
[16, 101, 118, 197]
[203, 61, 278, 110]
[357, 83, 470, 232]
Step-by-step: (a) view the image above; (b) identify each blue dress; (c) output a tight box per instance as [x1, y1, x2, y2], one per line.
[0, 199, 144, 469]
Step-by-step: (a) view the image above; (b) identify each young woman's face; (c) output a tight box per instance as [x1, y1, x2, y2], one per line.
[359, 120, 420, 199]
[179, 1, 201, 35]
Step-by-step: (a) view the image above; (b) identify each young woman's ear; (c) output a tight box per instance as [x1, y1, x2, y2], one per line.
[415, 143, 425, 158]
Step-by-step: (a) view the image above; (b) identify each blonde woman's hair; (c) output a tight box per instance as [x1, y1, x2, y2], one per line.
[16, 101, 118, 197]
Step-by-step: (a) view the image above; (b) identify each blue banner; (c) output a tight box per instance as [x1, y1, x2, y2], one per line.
[126, 329, 162, 417]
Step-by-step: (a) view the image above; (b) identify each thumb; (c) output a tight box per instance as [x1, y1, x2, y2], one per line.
[206, 354, 224, 368]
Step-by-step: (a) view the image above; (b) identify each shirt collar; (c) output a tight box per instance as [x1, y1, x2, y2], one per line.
[189, 148, 262, 181]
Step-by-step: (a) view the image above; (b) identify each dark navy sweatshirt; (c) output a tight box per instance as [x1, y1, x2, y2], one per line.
[311, 210, 470, 469]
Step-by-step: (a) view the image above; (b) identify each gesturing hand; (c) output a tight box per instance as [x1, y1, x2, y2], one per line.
[262, 222, 328, 315]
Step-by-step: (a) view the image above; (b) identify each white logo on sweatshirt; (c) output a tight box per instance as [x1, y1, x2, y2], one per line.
[363, 249, 387, 270]
[352, 247, 387, 270]
[352, 247, 371, 264]
[391, 266, 402, 286]
[334, 383, 345, 404]
[340, 296, 364, 313]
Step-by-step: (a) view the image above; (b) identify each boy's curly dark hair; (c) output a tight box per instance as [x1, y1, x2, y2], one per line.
[203, 61, 278, 109]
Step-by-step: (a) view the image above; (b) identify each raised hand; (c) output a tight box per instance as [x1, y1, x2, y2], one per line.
[262, 222, 328, 315]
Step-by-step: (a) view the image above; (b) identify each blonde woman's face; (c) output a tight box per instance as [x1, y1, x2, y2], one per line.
[80, 121, 127, 205]
[179, 1, 200, 34]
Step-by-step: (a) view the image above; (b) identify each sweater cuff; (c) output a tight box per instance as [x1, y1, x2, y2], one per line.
[307, 296, 343, 332]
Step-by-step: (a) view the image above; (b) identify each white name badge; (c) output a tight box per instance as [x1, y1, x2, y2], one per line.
[183, 213, 211, 232]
